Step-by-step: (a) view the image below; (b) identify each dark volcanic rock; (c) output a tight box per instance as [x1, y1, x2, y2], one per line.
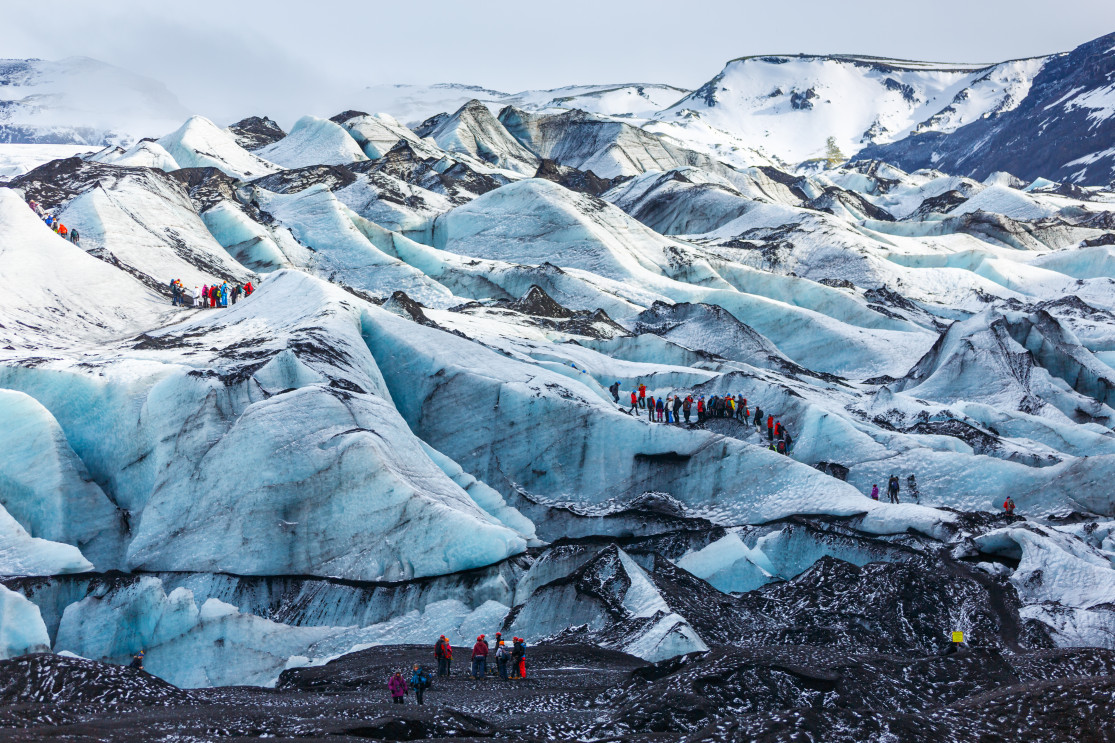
[227, 116, 286, 151]
[534, 158, 628, 196]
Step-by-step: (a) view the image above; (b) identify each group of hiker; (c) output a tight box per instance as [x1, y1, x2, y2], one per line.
[616, 383, 794, 455]
[870, 474, 921, 503]
[26, 199, 80, 244]
[170, 278, 255, 308]
[389, 634, 527, 704]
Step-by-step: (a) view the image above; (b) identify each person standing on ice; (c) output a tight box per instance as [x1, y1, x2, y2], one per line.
[129, 650, 145, 670]
[638, 383, 646, 408]
[244, 281, 255, 296]
[471, 635, 489, 679]
[737, 396, 747, 420]
[664, 396, 672, 424]
[870, 484, 879, 500]
[887, 475, 900, 504]
[906, 475, 920, 503]
[388, 671, 407, 704]
[783, 430, 793, 454]
[696, 396, 705, 422]
[1003, 496, 1016, 515]
[767, 415, 774, 442]
[683, 395, 692, 424]
[629, 390, 638, 414]
[511, 637, 526, 679]
[609, 381, 620, 403]
[672, 395, 682, 424]
[753, 406, 763, 432]
[656, 397, 665, 422]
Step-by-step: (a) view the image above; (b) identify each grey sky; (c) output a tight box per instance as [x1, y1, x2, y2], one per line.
[7, 0, 1115, 125]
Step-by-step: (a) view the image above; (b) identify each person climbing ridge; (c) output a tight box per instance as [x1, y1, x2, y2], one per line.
[609, 381, 620, 403]
[638, 383, 646, 408]
[907, 474, 920, 503]
[410, 664, 430, 704]
[629, 390, 638, 414]
[129, 650, 145, 670]
[887, 475, 900, 504]
[388, 671, 408, 704]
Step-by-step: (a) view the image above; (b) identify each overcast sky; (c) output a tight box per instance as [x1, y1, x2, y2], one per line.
[8, 0, 1115, 124]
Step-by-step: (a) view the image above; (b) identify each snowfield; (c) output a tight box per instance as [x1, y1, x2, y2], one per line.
[0, 35, 1115, 726]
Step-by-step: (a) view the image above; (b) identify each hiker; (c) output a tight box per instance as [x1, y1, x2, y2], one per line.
[664, 396, 673, 424]
[672, 395, 682, 424]
[388, 671, 408, 704]
[638, 383, 646, 408]
[753, 406, 763, 431]
[244, 281, 255, 296]
[725, 396, 734, 418]
[629, 391, 638, 414]
[887, 475, 900, 504]
[776, 438, 787, 455]
[471, 635, 489, 679]
[783, 431, 793, 453]
[495, 640, 510, 680]
[221, 283, 229, 307]
[57, 222, 69, 239]
[656, 396, 664, 422]
[767, 415, 774, 442]
[434, 635, 453, 676]
[774, 421, 782, 439]
[191, 286, 201, 307]
[170, 280, 181, 306]
[231, 283, 241, 304]
[736, 396, 746, 420]
[683, 396, 692, 423]
[410, 664, 431, 704]
[697, 396, 705, 422]
[870, 484, 879, 500]
[1003, 496, 1016, 515]
[511, 637, 526, 679]
[906, 475, 920, 503]
[69, 228, 80, 245]
[647, 395, 656, 421]
[129, 650, 145, 670]
[609, 381, 620, 403]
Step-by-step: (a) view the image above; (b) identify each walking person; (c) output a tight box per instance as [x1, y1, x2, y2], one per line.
[609, 381, 621, 403]
[629, 391, 638, 414]
[697, 396, 705, 422]
[656, 397, 664, 422]
[870, 484, 879, 501]
[1003, 496, 1016, 515]
[388, 671, 408, 704]
[647, 395, 656, 421]
[672, 395, 682, 425]
[638, 383, 646, 409]
[906, 475, 920, 503]
[887, 475, 900, 504]
[683, 396, 692, 424]
[410, 664, 431, 705]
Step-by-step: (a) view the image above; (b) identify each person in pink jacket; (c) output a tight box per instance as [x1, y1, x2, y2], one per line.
[388, 671, 408, 703]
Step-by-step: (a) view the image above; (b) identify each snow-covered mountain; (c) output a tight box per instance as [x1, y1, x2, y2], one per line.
[0, 57, 189, 147]
[862, 31, 1115, 186]
[1, 34, 1115, 741]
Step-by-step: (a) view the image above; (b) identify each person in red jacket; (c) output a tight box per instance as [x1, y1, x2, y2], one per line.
[471, 635, 489, 678]
[244, 281, 255, 296]
[696, 396, 705, 422]
[637, 383, 646, 408]
[629, 390, 638, 414]
[774, 421, 782, 438]
[767, 415, 774, 441]
[1003, 497, 1016, 515]
[434, 635, 453, 676]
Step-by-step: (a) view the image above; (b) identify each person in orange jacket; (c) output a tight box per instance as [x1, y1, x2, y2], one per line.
[767, 415, 774, 441]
